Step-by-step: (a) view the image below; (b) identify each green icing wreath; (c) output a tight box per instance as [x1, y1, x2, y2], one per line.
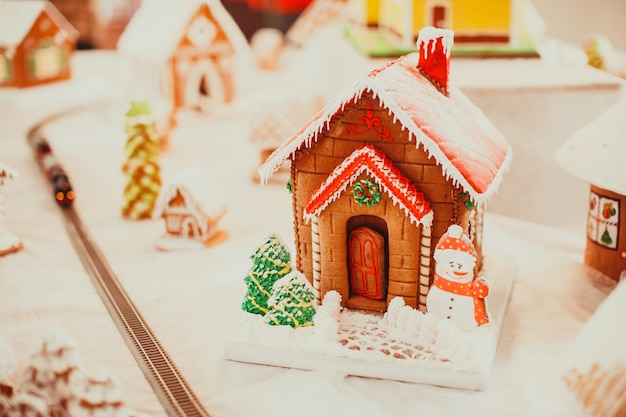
[461, 191, 476, 210]
[353, 179, 381, 207]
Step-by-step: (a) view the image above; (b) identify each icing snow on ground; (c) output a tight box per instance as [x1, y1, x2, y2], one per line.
[231, 292, 497, 380]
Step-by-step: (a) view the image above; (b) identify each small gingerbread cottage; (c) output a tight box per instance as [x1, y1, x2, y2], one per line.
[556, 96, 626, 283]
[117, 0, 250, 113]
[260, 27, 511, 313]
[0, 0, 78, 88]
[154, 167, 226, 246]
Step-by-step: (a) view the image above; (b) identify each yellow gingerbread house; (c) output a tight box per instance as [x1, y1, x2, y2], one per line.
[346, 0, 540, 54]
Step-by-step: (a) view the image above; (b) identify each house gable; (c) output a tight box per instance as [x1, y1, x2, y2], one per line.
[175, 4, 234, 56]
[20, 10, 73, 84]
[0, 1, 77, 50]
[305, 144, 433, 227]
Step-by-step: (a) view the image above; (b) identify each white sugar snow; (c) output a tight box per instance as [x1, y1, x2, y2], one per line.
[233, 290, 495, 373]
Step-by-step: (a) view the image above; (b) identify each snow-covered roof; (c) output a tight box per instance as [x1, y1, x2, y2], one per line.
[153, 167, 225, 234]
[117, 0, 250, 62]
[259, 53, 511, 204]
[0, 0, 78, 48]
[305, 145, 434, 227]
[556, 95, 626, 196]
[0, 161, 17, 179]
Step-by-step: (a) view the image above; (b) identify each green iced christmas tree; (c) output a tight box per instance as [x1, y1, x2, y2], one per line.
[265, 271, 316, 328]
[601, 227, 613, 245]
[242, 234, 292, 316]
[121, 100, 162, 220]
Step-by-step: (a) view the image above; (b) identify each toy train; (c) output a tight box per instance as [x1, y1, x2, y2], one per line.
[30, 133, 75, 207]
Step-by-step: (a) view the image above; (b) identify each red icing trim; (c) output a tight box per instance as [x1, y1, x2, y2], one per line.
[305, 145, 432, 223]
[344, 108, 394, 141]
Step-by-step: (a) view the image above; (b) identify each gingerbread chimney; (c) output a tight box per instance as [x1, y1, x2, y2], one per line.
[417, 26, 454, 95]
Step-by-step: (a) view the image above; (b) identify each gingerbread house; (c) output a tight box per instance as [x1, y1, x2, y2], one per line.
[117, 0, 250, 113]
[556, 96, 626, 283]
[153, 167, 226, 249]
[260, 27, 511, 313]
[0, 0, 78, 88]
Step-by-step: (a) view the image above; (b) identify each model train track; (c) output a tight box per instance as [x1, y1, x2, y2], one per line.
[27, 108, 210, 417]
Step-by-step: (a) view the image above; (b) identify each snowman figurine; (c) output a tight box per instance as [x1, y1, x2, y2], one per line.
[426, 224, 490, 331]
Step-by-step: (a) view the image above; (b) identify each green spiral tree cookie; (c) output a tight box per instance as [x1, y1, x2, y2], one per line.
[121, 100, 162, 220]
[265, 271, 316, 328]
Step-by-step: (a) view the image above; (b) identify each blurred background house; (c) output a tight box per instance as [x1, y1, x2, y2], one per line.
[44, 0, 625, 52]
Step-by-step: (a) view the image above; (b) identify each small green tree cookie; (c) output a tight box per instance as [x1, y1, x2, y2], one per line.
[242, 233, 292, 315]
[265, 271, 316, 328]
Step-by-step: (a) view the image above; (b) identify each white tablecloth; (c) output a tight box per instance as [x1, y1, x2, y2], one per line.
[0, 45, 621, 416]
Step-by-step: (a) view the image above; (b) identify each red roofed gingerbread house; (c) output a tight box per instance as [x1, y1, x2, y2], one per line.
[260, 27, 511, 314]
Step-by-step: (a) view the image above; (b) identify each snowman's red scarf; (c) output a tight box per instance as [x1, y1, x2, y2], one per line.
[432, 274, 490, 326]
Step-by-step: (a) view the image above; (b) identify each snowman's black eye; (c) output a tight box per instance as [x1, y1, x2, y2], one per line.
[449, 261, 454, 267]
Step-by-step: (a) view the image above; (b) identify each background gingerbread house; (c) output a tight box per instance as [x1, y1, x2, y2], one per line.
[117, 0, 251, 114]
[154, 167, 226, 246]
[556, 96, 626, 283]
[0, 0, 78, 88]
[260, 28, 511, 313]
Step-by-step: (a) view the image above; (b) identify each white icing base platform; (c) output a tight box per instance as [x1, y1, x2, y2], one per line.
[225, 256, 515, 390]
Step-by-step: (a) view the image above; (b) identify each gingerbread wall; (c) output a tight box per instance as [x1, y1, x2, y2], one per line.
[290, 90, 478, 311]
[585, 184, 626, 282]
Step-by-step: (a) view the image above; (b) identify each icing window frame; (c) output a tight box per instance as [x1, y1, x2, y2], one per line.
[588, 190, 620, 250]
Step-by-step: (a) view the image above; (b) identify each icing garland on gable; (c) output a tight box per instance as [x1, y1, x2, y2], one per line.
[304, 145, 433, 227]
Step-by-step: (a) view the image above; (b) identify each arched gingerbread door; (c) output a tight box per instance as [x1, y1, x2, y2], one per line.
[349, 227, 386, 300]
